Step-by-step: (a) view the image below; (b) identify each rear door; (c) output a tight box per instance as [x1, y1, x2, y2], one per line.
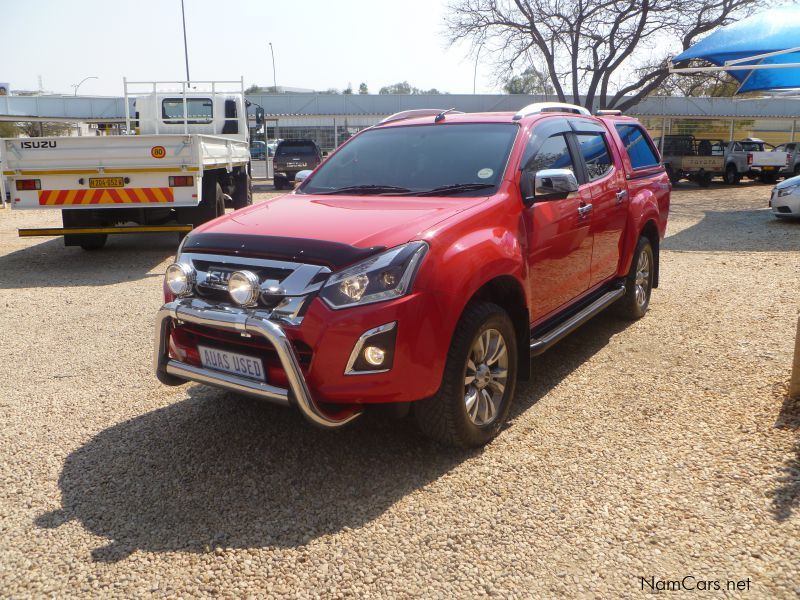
[570, 121, 628, 287]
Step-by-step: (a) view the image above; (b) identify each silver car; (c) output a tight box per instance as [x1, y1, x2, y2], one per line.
[770, 174, 800, 218]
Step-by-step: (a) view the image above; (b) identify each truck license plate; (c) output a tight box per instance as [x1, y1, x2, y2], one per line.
[89, 177, 125, 188]
[198, 345, 266, 382]
[762, 166, 775, 171]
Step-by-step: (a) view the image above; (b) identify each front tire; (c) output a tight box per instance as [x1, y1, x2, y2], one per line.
[414, 302, 518, 448]
[615, 237, 654, 320]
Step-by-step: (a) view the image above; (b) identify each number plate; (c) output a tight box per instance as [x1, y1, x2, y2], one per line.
[89, 177, 125, 188]
[198, 346, 266, 382]
[762, 166, 776, 171]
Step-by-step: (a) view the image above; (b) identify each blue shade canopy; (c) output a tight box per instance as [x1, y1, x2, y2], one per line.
[671, 6, 800, 93]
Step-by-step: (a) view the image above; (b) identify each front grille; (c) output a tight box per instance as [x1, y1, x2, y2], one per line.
[179, 251, 331, 323]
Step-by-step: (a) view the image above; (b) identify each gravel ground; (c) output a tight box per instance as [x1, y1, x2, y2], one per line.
[0, 181, 798, 598]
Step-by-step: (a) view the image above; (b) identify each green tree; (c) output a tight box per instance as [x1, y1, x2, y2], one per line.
[503, 67, 554, 95]
[343, 83, 353, 95]
[16, 122, 73, 137]
[0, 122, 19, 138]
[379, 81, 445, 95]
[358, 82, 369, 94]
[244, 84, 261, 94]
[379, 81, 412, 94]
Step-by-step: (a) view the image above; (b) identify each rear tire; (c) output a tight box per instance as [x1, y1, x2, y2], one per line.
[615, 237, 654, 320]
[62, 209, 108, 251]
[414, 302, 518, 448]
[232, 169, 252, 210]
[759, 173, 778, 184]
[665, 164, 680, 184]
[724, 164, 740, 185]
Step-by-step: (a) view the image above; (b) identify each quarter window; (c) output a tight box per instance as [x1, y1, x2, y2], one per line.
[615, 124, 659, 169]
[526, 134, 575, 173]
[162, 98, 214, 124]
[576, 133, 613, 180]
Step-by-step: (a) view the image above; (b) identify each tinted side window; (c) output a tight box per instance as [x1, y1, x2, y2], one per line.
[576, 133, 613, 180]
[527, 134, 575, 173]
[615, 124, 659, 169]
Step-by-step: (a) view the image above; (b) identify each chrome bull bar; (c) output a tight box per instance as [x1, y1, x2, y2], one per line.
[154, 298, 361, 429]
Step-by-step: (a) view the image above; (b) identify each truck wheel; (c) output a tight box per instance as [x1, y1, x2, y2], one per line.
[724, 164, 740, 185]
[232, 170, 252, 210]
[62, 209, 108, 250]
[181, 175, 224, 226]
[76, 234, 108, 251]
[615, 237, 654, 320]
[414, 302, 518, 448]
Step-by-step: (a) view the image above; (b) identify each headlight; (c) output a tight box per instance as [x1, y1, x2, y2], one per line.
[165, 262, 195, 297]
[319, 242, 428, 309]
[228, 270, 261, 306]
[778, 185, 799, 197]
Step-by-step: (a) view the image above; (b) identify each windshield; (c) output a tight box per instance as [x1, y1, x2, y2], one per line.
[299, 123, 518, 196]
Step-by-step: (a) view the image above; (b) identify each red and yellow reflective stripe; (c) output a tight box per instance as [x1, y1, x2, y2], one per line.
[37, 188, 174, 205]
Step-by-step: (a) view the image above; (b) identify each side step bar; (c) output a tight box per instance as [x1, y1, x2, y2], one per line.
[530, 285, 626, 356]
[19, 225, 193, 237]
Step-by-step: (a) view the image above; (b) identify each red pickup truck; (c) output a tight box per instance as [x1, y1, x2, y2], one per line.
[155, 103, 670, 447]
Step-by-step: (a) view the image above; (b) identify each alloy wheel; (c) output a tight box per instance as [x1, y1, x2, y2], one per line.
[464, 328, 509, 426]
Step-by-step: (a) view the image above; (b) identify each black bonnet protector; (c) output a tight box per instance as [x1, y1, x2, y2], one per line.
[182, 233, 386, 270]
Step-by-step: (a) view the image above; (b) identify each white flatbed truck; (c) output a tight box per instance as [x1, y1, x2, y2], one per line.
[1, 79, 261, 249]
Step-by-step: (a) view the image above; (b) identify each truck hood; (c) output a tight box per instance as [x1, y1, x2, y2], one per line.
[186, 193, 484, 267]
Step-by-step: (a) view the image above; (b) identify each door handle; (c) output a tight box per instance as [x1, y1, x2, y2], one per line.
[615, 190, 628, 205]
[577, 203, 593, 217]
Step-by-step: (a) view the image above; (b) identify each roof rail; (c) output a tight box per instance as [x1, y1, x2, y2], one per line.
[379, 108, 465, 125]
[595, 109, 622, 116]
[513, 102, 590, 120]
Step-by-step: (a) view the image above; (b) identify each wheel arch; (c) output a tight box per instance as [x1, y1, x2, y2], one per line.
[467, 275, 531, 382]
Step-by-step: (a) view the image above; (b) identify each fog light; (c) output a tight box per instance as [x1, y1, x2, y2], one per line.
[228, 270, 260, 306]
[363, 346, 386, 366]
[165, 262, 195, 297]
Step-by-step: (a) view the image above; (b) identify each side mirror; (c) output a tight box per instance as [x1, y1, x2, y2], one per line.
[522, 168, 579, 204]
[294, 170, 313, 187]
[255, 107, 265, 126]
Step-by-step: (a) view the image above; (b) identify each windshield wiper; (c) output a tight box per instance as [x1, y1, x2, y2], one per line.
[313, 184, 412, 195]
[409, 183, 495, 197]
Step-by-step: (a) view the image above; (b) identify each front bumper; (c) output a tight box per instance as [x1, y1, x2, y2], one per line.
[154, 298, 362, 428]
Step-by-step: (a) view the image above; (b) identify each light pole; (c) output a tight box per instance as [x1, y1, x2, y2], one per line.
[181, 0, 190, 81]
[72, 76, 98, 96]
[473, 44, 483, 94]
[269, 42, 277, 92]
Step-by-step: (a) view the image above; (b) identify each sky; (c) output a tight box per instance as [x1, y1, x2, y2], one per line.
[2, 0, 495, 96]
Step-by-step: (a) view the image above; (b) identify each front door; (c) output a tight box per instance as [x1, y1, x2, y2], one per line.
[522, 131, 593, 323]
[573, 131, 628, 286]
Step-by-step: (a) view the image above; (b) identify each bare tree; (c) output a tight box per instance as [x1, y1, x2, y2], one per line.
[447, 0, 761, 111]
